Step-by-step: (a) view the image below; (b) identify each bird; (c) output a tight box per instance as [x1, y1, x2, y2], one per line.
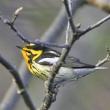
[17, 42, 107, 88]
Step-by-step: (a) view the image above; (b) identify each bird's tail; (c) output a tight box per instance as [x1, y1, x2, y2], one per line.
[95, 66, 108, 70]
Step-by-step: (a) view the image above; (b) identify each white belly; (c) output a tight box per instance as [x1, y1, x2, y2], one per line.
[55, 67, 95, 87]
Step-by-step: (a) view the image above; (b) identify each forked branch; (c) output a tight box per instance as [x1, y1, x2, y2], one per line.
[96, 48, 110, 67]
[39, 0, 110, 110]
[0, 1, 110, 110]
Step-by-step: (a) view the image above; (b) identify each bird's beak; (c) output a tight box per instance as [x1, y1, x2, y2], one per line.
[16, 45, 23, 50]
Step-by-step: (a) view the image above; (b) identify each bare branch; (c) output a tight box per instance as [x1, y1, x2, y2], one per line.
[0, 62, 31, 110]
[0, 54, 36, 110]
[42, 0, 84, 42]
[65, 0, 72, 44]
[0, 7, 30, 43]
[62, 0, 76, 33]
[39, 1, 110, 110]
[0, 1, 84, 109]
[96, 48, 110, 67]
[0, 10, 69, 49]
[39, 0, 77, 109]
[78, 14, 110, 38]
[0, 0, 110, 109]
[11, 7, 23, 24]
[0, 1, 84, 110]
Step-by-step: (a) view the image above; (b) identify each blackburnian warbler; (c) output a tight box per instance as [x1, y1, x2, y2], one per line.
[17, 42, 107, 87]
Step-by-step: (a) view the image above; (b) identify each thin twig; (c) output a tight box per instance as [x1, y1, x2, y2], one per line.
[0, 54, 36, 110]
[65, 0, 72, 44]
[78, 14, 110, 37]
[11, 7, 23, 25]
[0, 7, 30, 43]
[63, 0, 76, 33]
[96, 48, 110, 67]
[0, 12, 69, 49]
[34, 40, 70, 48]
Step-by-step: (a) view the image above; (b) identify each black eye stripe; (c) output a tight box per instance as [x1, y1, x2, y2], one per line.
[25, 51, 31, 55]
[26, 51, 37, 59]
[26, 50, 31, 53]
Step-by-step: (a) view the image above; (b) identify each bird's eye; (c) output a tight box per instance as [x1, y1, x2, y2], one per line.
[27, 51, 31, 53]
[26, 50, 31, 56]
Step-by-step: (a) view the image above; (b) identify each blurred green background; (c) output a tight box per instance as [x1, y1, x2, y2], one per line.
[0, 0, 110, 110]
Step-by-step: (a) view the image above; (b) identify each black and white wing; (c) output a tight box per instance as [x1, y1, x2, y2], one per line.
[36, 48, 95, 68]
[37, 49, 60, 65]
[63, 56, 95, 68]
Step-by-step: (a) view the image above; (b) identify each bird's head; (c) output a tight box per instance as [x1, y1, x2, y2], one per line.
[17, 43, 43, 66]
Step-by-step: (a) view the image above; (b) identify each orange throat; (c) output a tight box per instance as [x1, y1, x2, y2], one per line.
[21, 48, 43, 73]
